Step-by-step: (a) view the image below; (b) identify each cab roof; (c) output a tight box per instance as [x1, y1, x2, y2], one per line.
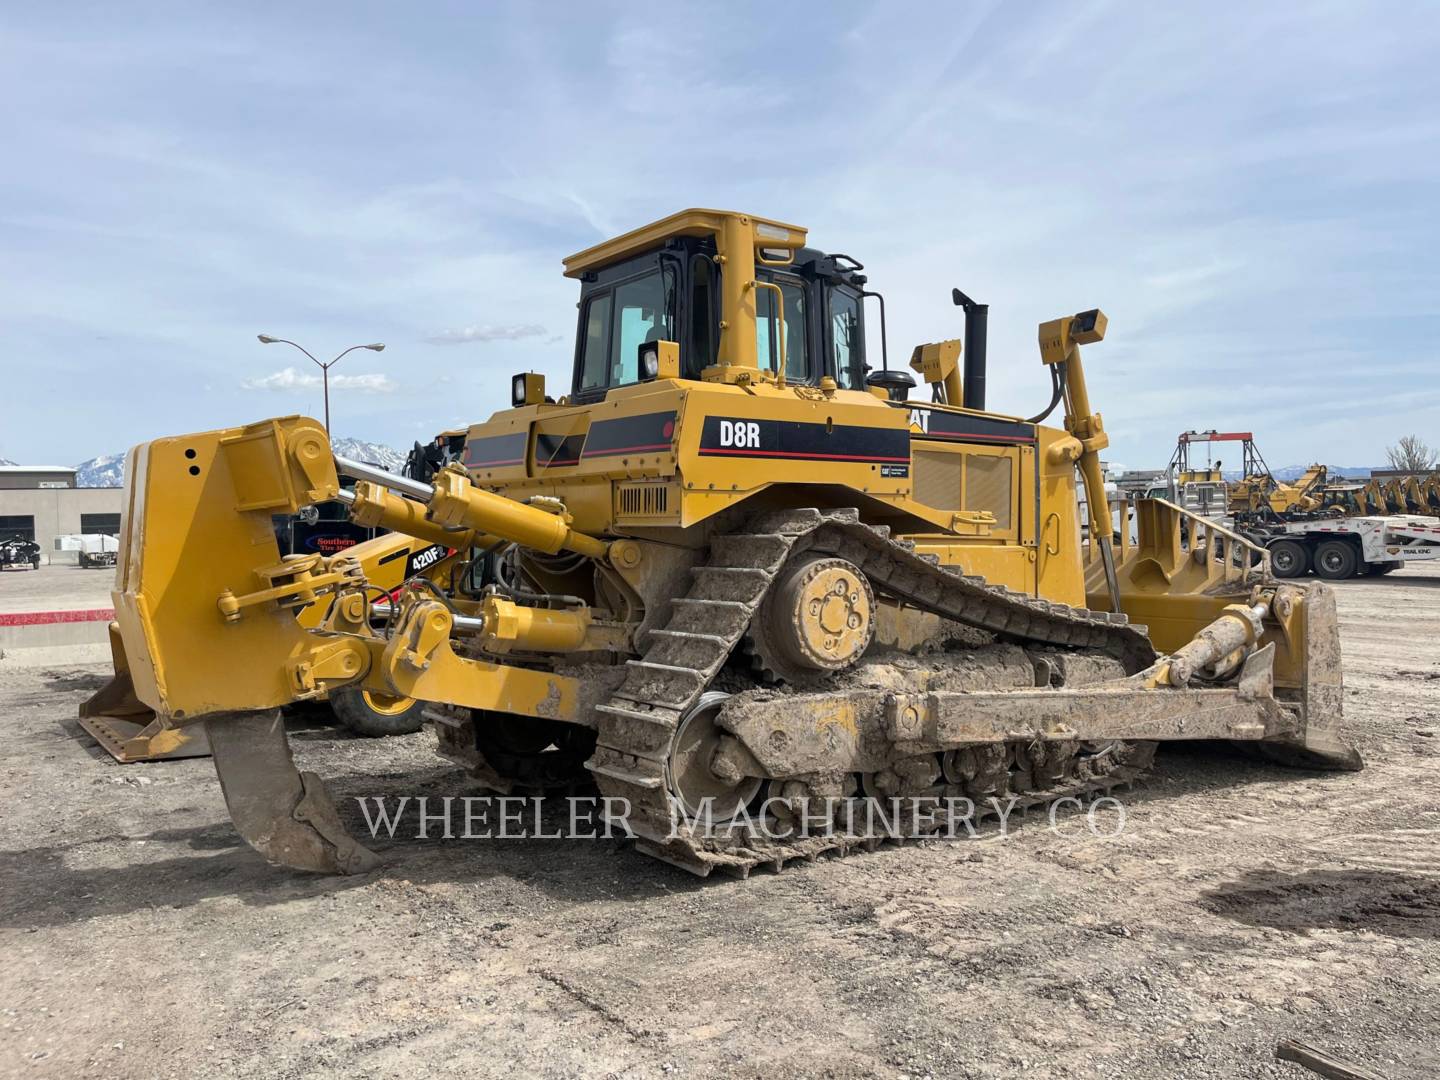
[562, 209, 807, 278]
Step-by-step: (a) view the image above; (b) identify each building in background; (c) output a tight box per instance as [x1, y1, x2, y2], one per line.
[0, 465, 124, 566]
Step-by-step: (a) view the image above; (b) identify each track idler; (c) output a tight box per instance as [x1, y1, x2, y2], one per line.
[206, 711, 381, 875]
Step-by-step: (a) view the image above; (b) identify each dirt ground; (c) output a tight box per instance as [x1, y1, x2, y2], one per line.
[2, 569, 1438, 1079]
[0, 563, 114, 614]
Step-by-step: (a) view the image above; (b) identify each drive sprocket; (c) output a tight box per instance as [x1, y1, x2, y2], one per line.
[745, 554, 876, 683]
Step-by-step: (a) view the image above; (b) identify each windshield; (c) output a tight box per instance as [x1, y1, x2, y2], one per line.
[830, 287, 864, 389]
[756, 278, 810, 383]
[576, 267, 673, 394]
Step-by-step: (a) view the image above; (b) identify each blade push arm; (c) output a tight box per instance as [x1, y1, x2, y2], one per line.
[1039, 310, 1121, 612]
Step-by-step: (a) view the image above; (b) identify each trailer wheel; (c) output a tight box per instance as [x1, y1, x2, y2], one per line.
[1268, 539, 1309, 578]
[1314, 539, 1359, 580]
[330, 687, 426, 737]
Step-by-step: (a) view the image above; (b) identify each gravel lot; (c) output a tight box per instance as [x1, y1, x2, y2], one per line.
[2, 569, 1437, 1079]
[0, 563, 114, 615]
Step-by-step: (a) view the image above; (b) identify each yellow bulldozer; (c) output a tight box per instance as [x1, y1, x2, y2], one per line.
[1229, 463, 1331, 519]
[83, 209, 1361, 877]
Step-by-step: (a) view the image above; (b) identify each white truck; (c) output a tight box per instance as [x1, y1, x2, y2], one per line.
[1256, 514, 1440, 579]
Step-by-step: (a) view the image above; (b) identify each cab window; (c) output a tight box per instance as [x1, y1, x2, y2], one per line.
[611, 272, 671, 386]
[756, 278, 810, 383]
[830, 287, 865, 389]
[575, 267, 673, 395]
[688, 255, 716, 375]
[578, 294, 612, 392]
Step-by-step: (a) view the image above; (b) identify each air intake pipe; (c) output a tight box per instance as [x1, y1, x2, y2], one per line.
[952, 289, 988, 411]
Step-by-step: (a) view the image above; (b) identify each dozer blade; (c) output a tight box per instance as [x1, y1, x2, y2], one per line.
[207, 710, 381, 875]
[78, 623, 212, 762]
[1260, 581, 1363, 772]
[78, 654, 150, 721]
[78, 711, 212, 763]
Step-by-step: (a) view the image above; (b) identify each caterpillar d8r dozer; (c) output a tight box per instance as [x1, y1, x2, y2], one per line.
[90, 209, 1361, 877]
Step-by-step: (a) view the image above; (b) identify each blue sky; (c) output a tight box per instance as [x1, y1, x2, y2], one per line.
[3, 2, 1437, 471]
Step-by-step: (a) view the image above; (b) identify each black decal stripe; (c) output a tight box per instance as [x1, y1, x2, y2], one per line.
[697, 417, 910, 464]
[915, 431, 1034, 446]
[698, 447, 910, 462]
[377, 546, 410, 566]
[464, 432, 527, 468]
[583, 411, 677, 458]
[536, 433, 585, 468]
[924, 412, 1037, 445]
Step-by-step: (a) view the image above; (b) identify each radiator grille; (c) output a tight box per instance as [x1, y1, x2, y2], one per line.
[617, 483, 671, 518]
[913, 450, 963, 511]
[965, 454, 1013, 529]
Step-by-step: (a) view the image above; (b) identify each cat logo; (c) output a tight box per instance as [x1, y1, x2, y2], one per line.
[718, 420, 762, 449]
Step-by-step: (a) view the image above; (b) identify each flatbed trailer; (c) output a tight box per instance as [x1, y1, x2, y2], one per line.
[1256, 514, 1440, 579]
[55, 532, 120, 568]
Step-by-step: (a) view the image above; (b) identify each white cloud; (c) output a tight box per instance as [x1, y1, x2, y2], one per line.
[6, 5, 1440, 466]
[425, 324, 547, 345]
[242, 366, 397, 393]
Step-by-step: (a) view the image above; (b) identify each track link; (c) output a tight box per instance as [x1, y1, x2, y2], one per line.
[585, 508, 1158, 876]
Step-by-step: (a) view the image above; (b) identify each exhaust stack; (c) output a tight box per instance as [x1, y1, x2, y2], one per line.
[952, 289, 988, 411]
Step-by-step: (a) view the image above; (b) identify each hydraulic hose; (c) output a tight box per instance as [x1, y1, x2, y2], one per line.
[1026, 362, 1067, 425]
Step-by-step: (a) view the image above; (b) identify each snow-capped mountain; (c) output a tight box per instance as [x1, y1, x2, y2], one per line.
[74, 454, 127, 488]
[1218, 464, 1378, 482]
[0, 457, 16, 467]
[329, 437, 405, 472]
[1272, 464, 1375, 482]
[70, 439, 405, 488]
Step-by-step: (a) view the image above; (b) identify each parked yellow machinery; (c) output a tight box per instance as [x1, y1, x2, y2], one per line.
[1330, 473, 1440, 517]
[84, 210, 1361, 876]
[1229, 463, 1331, 519]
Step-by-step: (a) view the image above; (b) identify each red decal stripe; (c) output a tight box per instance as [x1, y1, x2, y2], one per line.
[0, 608, 115, 627]
[699, 448, 910, 462]
[583, 442, 672, 457]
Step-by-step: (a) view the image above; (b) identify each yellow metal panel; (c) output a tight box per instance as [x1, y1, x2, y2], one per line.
[366, 631, 579, 721]
[965, 454, 1013, 530]
[677, 383, 911, 509]
[1032, 427, 1086, 607]
[112, 417, 341, 720]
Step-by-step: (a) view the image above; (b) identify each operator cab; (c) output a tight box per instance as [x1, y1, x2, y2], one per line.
[565, 232, 871, 404]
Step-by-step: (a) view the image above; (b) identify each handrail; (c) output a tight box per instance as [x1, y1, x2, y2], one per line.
[747, 279, 787, 381]
[1150, 498, 1262, 555]
[1086, 495, 1269, 584]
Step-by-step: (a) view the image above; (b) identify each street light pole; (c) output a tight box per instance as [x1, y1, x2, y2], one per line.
[256, 336, 385, 434]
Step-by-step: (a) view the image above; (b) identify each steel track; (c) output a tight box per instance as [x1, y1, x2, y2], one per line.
[583, 507, 1159, 876]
